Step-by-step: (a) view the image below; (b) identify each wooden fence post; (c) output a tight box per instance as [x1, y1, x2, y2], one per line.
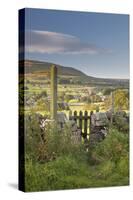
[89, 111, 93, 134]
[84, 111, 88, 139]
[74, 111, 77, 123]
[111, 91, 114, 124]
[69, 110, 72, 120]
[79, 111, 83, 132]
[50, 65, 57, 120]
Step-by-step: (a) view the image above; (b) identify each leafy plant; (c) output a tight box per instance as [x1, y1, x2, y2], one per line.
[24, 113, 129, 191]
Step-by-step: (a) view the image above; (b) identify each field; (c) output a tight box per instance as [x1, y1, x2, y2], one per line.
[19, 62, 129, 192]
[21, 76, 129, 117]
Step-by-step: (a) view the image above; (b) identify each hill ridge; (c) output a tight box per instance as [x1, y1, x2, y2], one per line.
[19, 59, 129, 87]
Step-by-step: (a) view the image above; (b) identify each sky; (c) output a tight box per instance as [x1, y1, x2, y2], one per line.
[22, 8, 129, 79]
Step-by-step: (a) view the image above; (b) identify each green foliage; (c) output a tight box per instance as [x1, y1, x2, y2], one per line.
[25, 155, 89, 191]
[64, 94, 74, 102]
[25, 125, 129, 191]
[90, 94, 102, 103]
[98, 160, 115, 178]
[58, 78, 71, 84]
[113, 113, 129, 133]
[38, 90, 47, 98]
[88, 128, 129, 164]
[103, 88, 113, 96]
[117, 155, 129, 177]
[25, 115, 84, 163]
[36, 99, 49, 111]
[87, 128, 129, 185]
[25, 113, 43, 161]
[80, 96, 91, 103]
[104, 89, 129, 111]
[114, 89, 129, 110]
[58, 91, 65, 101]
[104, 95, 112, 110]
[69, 99, 79, 103]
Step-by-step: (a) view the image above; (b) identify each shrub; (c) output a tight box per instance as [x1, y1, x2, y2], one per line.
[88, 128, 129, 164]
[103, 88, 113, 96]
[96, 160, 115, 179]
[25, 154, 90, 191]
[87, 128, 129, 185]
[117, 155, 129, 177]
[24, 115, 129, 191]
[44, 122, 85, 160]
[113, 114, 129, 133]
[25, 114, 85, 163]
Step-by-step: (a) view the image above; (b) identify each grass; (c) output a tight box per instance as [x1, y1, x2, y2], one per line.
[23, 80, 129, 191]
[25, 127, 129, 192]
[25, 154, 129, 192]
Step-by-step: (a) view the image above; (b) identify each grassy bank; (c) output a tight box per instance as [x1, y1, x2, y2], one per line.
[25, 127, 129, 192]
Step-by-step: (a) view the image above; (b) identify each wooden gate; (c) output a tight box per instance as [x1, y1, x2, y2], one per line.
[69, 110, 92, 139]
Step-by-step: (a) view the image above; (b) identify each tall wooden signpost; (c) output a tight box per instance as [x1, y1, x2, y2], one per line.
[111, 91, 114, 124]
[50, 65, 57, 120]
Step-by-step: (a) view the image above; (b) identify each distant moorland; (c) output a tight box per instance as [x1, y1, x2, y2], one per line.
[19, 60, 129, 87]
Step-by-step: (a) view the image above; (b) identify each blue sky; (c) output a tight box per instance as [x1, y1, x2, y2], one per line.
[24, 8, 129, 79]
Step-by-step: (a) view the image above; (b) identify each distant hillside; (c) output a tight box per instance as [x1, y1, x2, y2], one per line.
[19, 60, 129, 87]
[19, 60, 87, 76]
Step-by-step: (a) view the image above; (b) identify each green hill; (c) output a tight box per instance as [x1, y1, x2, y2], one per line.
[19, 60, 129, 87]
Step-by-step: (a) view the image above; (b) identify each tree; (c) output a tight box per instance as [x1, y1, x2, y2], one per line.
[104, 96, 112, 110]
[103, 88, 114, 96]
[114, 90, 129, 110]
[104, 89, 129, 111]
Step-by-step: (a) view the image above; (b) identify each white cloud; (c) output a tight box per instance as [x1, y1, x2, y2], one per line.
[24, 30, 107, 55]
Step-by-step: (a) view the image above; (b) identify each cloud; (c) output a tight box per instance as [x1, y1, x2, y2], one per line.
[24, 30, 108, 55]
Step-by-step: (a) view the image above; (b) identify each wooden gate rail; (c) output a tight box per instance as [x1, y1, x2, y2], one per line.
[69, 110, 91, 139]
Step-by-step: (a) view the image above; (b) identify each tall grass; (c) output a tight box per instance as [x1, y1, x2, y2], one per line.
[24, 115, 129, 191]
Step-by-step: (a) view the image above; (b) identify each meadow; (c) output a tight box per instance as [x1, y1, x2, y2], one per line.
[19, 73, 129, 192]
